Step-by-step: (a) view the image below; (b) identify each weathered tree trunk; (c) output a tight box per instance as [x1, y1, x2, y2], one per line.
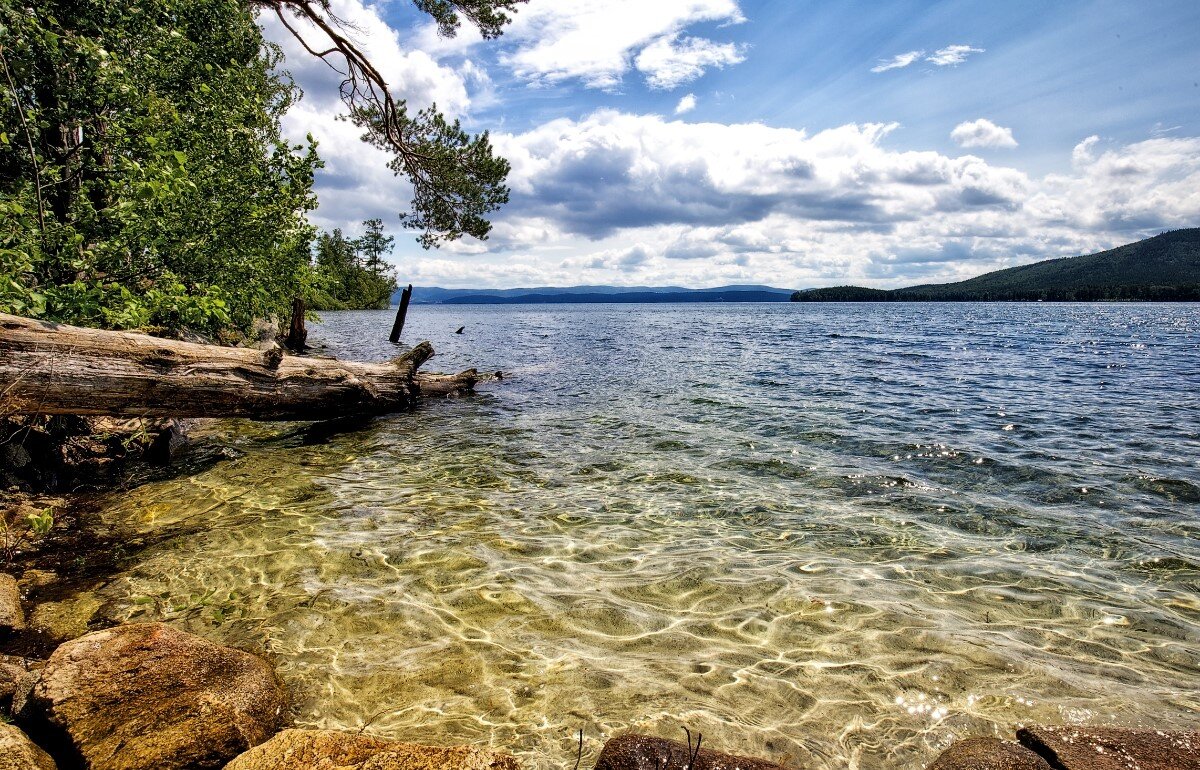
[284, 297, 307, 352]
[0, 313, 479, 420]
[388, 283, 412, 344]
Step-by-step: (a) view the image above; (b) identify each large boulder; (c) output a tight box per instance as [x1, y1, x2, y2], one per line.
[1017, 726, 1200, 770]
[594, 734, 789, 770]
[927, 737, 1052, 769]
[0, 573, 26, 633]
[0, 722, 57, 770]
[22, 623, 287, 770]
[224, 729, 521, 770]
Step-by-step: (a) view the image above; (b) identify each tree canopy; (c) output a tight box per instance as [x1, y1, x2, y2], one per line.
[308, 221, 398, 311]
[0, 0, 523, 335]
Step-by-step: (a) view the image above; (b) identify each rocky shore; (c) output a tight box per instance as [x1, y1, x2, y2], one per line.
[1, 422, 1197, 770]
[2, 605, 1198, 769]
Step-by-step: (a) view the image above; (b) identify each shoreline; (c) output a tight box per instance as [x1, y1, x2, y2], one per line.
[2, 307, 1200, 767]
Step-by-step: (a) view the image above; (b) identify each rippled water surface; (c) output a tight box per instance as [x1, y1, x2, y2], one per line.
[95, 303, 1199, 768]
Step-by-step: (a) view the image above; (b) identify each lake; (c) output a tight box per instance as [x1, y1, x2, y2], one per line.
[92, 303, 1200, 769]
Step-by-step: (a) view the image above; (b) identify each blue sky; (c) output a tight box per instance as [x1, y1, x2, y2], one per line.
[264, 0, 1200, 288]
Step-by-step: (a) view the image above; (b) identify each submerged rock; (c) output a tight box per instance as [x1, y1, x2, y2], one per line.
[17, 570, 58, 593]
[224, 728, 522, 770]
[1017, 725, 1200, 770]
[928, 737, 1052, 769]
[0, 573, 26, 633]
[594, 733, 789, 770]
[22, 622, 287, 770]
[28, 592, 103, 642]
[0, 722, 57, 770]
[0, 655, 42, 716]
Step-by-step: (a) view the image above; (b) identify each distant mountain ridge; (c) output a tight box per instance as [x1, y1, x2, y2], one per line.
[395, 284, 796, 304]
[792, 229, 1200, 302]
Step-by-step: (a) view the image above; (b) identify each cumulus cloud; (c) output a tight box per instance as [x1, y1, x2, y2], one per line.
[635, 34, 747, 90]
[951, 119, 1018, 149]
[473, 112, 1200, 288]
[260, 0, 483, 234]
[487, 0, 746, 89]
[926, 44, 984, 66]
[1033, 135, 1200, 232]
[1071, 135, 1101, 167]
[257, 5, 1200, 289]
[871, 50, 924, 73]
[493, 111, 1031, 240]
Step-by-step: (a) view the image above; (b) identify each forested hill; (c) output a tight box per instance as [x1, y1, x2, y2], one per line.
[792, 229, 1200, 302]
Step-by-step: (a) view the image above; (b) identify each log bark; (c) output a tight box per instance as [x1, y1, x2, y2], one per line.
[0, 313, 479, 420]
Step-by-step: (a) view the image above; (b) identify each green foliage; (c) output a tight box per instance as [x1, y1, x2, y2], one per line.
[413, 0, 526, 39]
[358, 104, 511, 249]
[1, 505, 54, 565]
[0, 0, 320, 335]
[1, 0, 521, 336]
[271, 0, 520, 249]
[306, 221, 398, 310]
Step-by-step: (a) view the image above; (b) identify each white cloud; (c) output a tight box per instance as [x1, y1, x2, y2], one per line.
[1072, 135, 1101, 167]
[871, 50, 924, 73]
[493, 0, 746, 89]
[493, 111, 1032, 241]
[926, 44, 985, 66]
[1033, 136, 1200, 232]
[256, 5, 1200, 289]
[466, 112, 1200, 288]
[262, 0, 471, 116]
[635, 34, 747, 90]
[951, 119, 1018, 149]
[260, 0, 484, 235]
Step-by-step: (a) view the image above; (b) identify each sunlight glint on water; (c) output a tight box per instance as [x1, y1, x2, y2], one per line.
[97, 303, 1199, 769]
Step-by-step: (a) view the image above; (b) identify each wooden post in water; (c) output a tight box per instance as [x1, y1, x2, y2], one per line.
[389, 284, 413, 343]
[285, 296, 307, 352]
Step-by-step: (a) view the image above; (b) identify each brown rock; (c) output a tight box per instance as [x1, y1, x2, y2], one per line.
[594, 733, 789, 770]
[0, 722, 57, 770]
[28, 592, 103, 641]
[0, 573, 26, 632]
[23, 623, 287, 770]
[1018, 726, 1200, 770]
[224, 728, 522, 770]
[17, 570, 58, 593]
[927, 737, 1052, 769]
[0, 655, 42, 716]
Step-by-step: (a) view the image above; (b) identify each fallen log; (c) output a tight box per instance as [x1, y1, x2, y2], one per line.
[0, 313, 481, 420]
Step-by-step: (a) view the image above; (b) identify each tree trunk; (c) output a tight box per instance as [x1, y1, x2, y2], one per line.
[0, 313, 479, 420]
[284, 297, 307, 352]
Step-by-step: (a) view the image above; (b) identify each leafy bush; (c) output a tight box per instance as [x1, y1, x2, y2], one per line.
[0, 0, 320, 336]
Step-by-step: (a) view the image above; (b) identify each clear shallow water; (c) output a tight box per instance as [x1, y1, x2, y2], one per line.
[93, 303, 1199, 769]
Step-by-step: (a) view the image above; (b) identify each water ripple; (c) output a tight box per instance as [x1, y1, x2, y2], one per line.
[94, 303, 1200, 769]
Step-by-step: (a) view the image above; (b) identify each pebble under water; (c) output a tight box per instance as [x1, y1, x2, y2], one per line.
[93, 302, 1199, 769]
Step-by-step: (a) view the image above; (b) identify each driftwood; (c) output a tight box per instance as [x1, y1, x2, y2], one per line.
[0, 313, 480, 420]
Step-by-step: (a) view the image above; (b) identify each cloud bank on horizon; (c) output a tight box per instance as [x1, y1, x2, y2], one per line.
[263, 0, 1200, 289]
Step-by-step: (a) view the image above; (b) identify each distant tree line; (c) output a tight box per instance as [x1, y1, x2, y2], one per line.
[792, 229, 1200, 302]
[307, 219, 398, 311]
[792, 285, 1200, 302]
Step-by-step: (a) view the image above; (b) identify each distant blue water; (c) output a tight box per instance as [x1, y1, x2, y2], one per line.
[104, 302, 1200, 769]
